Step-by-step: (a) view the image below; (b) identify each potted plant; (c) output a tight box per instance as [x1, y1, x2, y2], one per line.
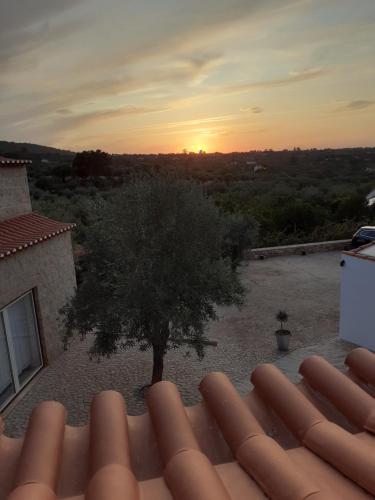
[275, 310, 291, 351]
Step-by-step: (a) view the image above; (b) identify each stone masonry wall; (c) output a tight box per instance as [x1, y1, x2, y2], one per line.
[0, 232, 76, 363]
[0, 166, 32, 222]
[246, 239, 351, 260]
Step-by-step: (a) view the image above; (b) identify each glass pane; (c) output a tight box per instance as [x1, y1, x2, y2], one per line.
[0, 315, 15, 407]
[6, 294, 42, 386]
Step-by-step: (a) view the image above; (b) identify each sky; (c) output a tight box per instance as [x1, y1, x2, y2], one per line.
[0, 0, 375, 153]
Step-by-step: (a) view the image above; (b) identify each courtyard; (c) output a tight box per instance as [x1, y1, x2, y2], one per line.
[3, 251, 352, 437]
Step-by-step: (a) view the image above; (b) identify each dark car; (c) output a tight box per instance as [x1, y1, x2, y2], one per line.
[350, 226, 375, 249]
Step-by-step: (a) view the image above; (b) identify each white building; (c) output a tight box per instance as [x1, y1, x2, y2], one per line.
[0, 157, 76, 410]
[340, 242, 375, 350]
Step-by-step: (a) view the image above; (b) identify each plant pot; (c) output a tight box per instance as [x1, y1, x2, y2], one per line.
[275, 329, 291, 351]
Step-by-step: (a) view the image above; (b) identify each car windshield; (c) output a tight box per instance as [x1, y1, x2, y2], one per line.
[359, 229, 375, 238]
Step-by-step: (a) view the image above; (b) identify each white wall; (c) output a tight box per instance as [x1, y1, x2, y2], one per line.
[340, 253, 375, 350]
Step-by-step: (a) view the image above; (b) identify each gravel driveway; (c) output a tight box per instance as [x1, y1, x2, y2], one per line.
[3, 251, 342, 437]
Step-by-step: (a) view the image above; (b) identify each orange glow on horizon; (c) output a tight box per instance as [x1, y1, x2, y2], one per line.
[188, 144, 208, 154]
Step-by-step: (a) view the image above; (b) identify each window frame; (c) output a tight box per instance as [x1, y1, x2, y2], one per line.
[0, 290, 43, 411]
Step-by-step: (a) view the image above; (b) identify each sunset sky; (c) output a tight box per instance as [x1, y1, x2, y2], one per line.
[1, 0, 375, 153]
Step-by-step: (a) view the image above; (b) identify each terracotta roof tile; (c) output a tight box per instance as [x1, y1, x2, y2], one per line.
[1, 348, 375, 499]
[0, 213, 75, 260]
[0, 157, 32, 167]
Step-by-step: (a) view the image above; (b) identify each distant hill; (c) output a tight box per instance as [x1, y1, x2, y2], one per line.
[0, 141, 75, 160]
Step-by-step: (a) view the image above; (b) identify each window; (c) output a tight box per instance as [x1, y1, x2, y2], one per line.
[359, 229, 375, 239]
[0, 292, 43, 410]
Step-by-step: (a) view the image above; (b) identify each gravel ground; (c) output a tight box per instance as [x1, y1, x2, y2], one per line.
[4, 251, 342, 437]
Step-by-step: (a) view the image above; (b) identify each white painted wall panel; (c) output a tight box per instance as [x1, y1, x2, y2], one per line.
[340, 253, 375, 350]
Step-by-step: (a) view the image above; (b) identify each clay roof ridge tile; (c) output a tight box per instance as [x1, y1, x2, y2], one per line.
[250, 363, 326, 440]
[303, 420, 375, 495]
[164, 448, 231, 500]
[7, 483, 57, 500]
[251, 363, 375, 495]
[200, 371, 323, 500]
[14, 401, 66, 494]
[89, 390, 132, 474]
[345, 348, 375, 387]
[146, 381, 200, 465]
[4, 348, 375, 499]
[86, 391, 140, 499]
[199, 372, 264, 452]
[300, 355, 375, 433]
[86, 464, 140, 500]
[237, 435, 322, 500]
[147, 381, 232, 499]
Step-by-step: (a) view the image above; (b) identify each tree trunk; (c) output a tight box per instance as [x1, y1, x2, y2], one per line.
[151, 344, 164, 385]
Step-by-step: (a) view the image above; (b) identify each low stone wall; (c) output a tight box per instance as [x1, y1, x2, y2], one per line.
[246, 239, 351, 260]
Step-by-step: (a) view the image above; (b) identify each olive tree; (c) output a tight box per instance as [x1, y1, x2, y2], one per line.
[62, 176, 245, 385]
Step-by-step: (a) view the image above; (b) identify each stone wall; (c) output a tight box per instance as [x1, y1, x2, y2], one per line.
[0, 232, 76, 363]
[246, 239, 351, 260]
[0, 166, 31, 222]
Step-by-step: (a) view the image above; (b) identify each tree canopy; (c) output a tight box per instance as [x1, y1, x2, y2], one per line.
[62, 176, 245, 384]
[72, 149, 112, 178]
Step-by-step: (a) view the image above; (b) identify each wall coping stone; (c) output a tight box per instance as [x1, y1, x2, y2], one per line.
[246, 239, 351, 260]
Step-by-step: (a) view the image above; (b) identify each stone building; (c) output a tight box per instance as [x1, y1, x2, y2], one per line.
[0, 157, 76, 410]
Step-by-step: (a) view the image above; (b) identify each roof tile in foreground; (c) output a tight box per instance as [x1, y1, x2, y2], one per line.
[0, 213, 75, 260]
[1, 348, 375, 499]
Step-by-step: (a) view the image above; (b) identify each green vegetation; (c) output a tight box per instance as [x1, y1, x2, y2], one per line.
[276, 310, 288, 331]
[1, 142, 375, 250]
[61, 177, 245, 384]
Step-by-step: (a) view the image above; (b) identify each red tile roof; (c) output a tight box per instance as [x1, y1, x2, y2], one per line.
[0, 156, 32, 167]
[344, 241, 375, 263]
[1, 348, 375, 499]
[0, 213, 75, 260]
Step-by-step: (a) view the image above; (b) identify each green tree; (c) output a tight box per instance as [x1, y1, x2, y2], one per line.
[62, 177, 245, 384]
[273, 200, 324, 234]
[222, 213, 258, 270]
[333, 193, 367, 222]
[73, 150, 112, 178]
[52, 163, 72, 183]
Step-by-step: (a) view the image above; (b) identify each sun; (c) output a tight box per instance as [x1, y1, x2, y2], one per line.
[189, 144, 208, 154]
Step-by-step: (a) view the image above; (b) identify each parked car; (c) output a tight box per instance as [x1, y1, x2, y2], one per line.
[350, 226, 375, 249]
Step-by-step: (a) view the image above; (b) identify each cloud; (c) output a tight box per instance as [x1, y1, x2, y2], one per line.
[0, 18, 87, 68]
[11, 104, 170, 145]
[90, 1, 299, 72]
[342, 100, 374, 111]
[56, 109, 73, 115]
[165, 115, 237, 129]
[185, 52, 223, 71]
[2, 0, 371, 153]
[333, 100, 375, 113]
[50, 105, 169, 131]
[0, 0, 302, 133]
[219, 68, 327, 94]
[0, 0, 87, 66]
[1, 50, 225, 130]
[0, 0, 83, 34]
[240, 106, 263, 113]
[0, 0, 293, 73]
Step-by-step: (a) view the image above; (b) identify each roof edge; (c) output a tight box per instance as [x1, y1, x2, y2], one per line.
[342, 241, 375, 262]
[0, 213, 76, 261]
[0, 156, 32, 166]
